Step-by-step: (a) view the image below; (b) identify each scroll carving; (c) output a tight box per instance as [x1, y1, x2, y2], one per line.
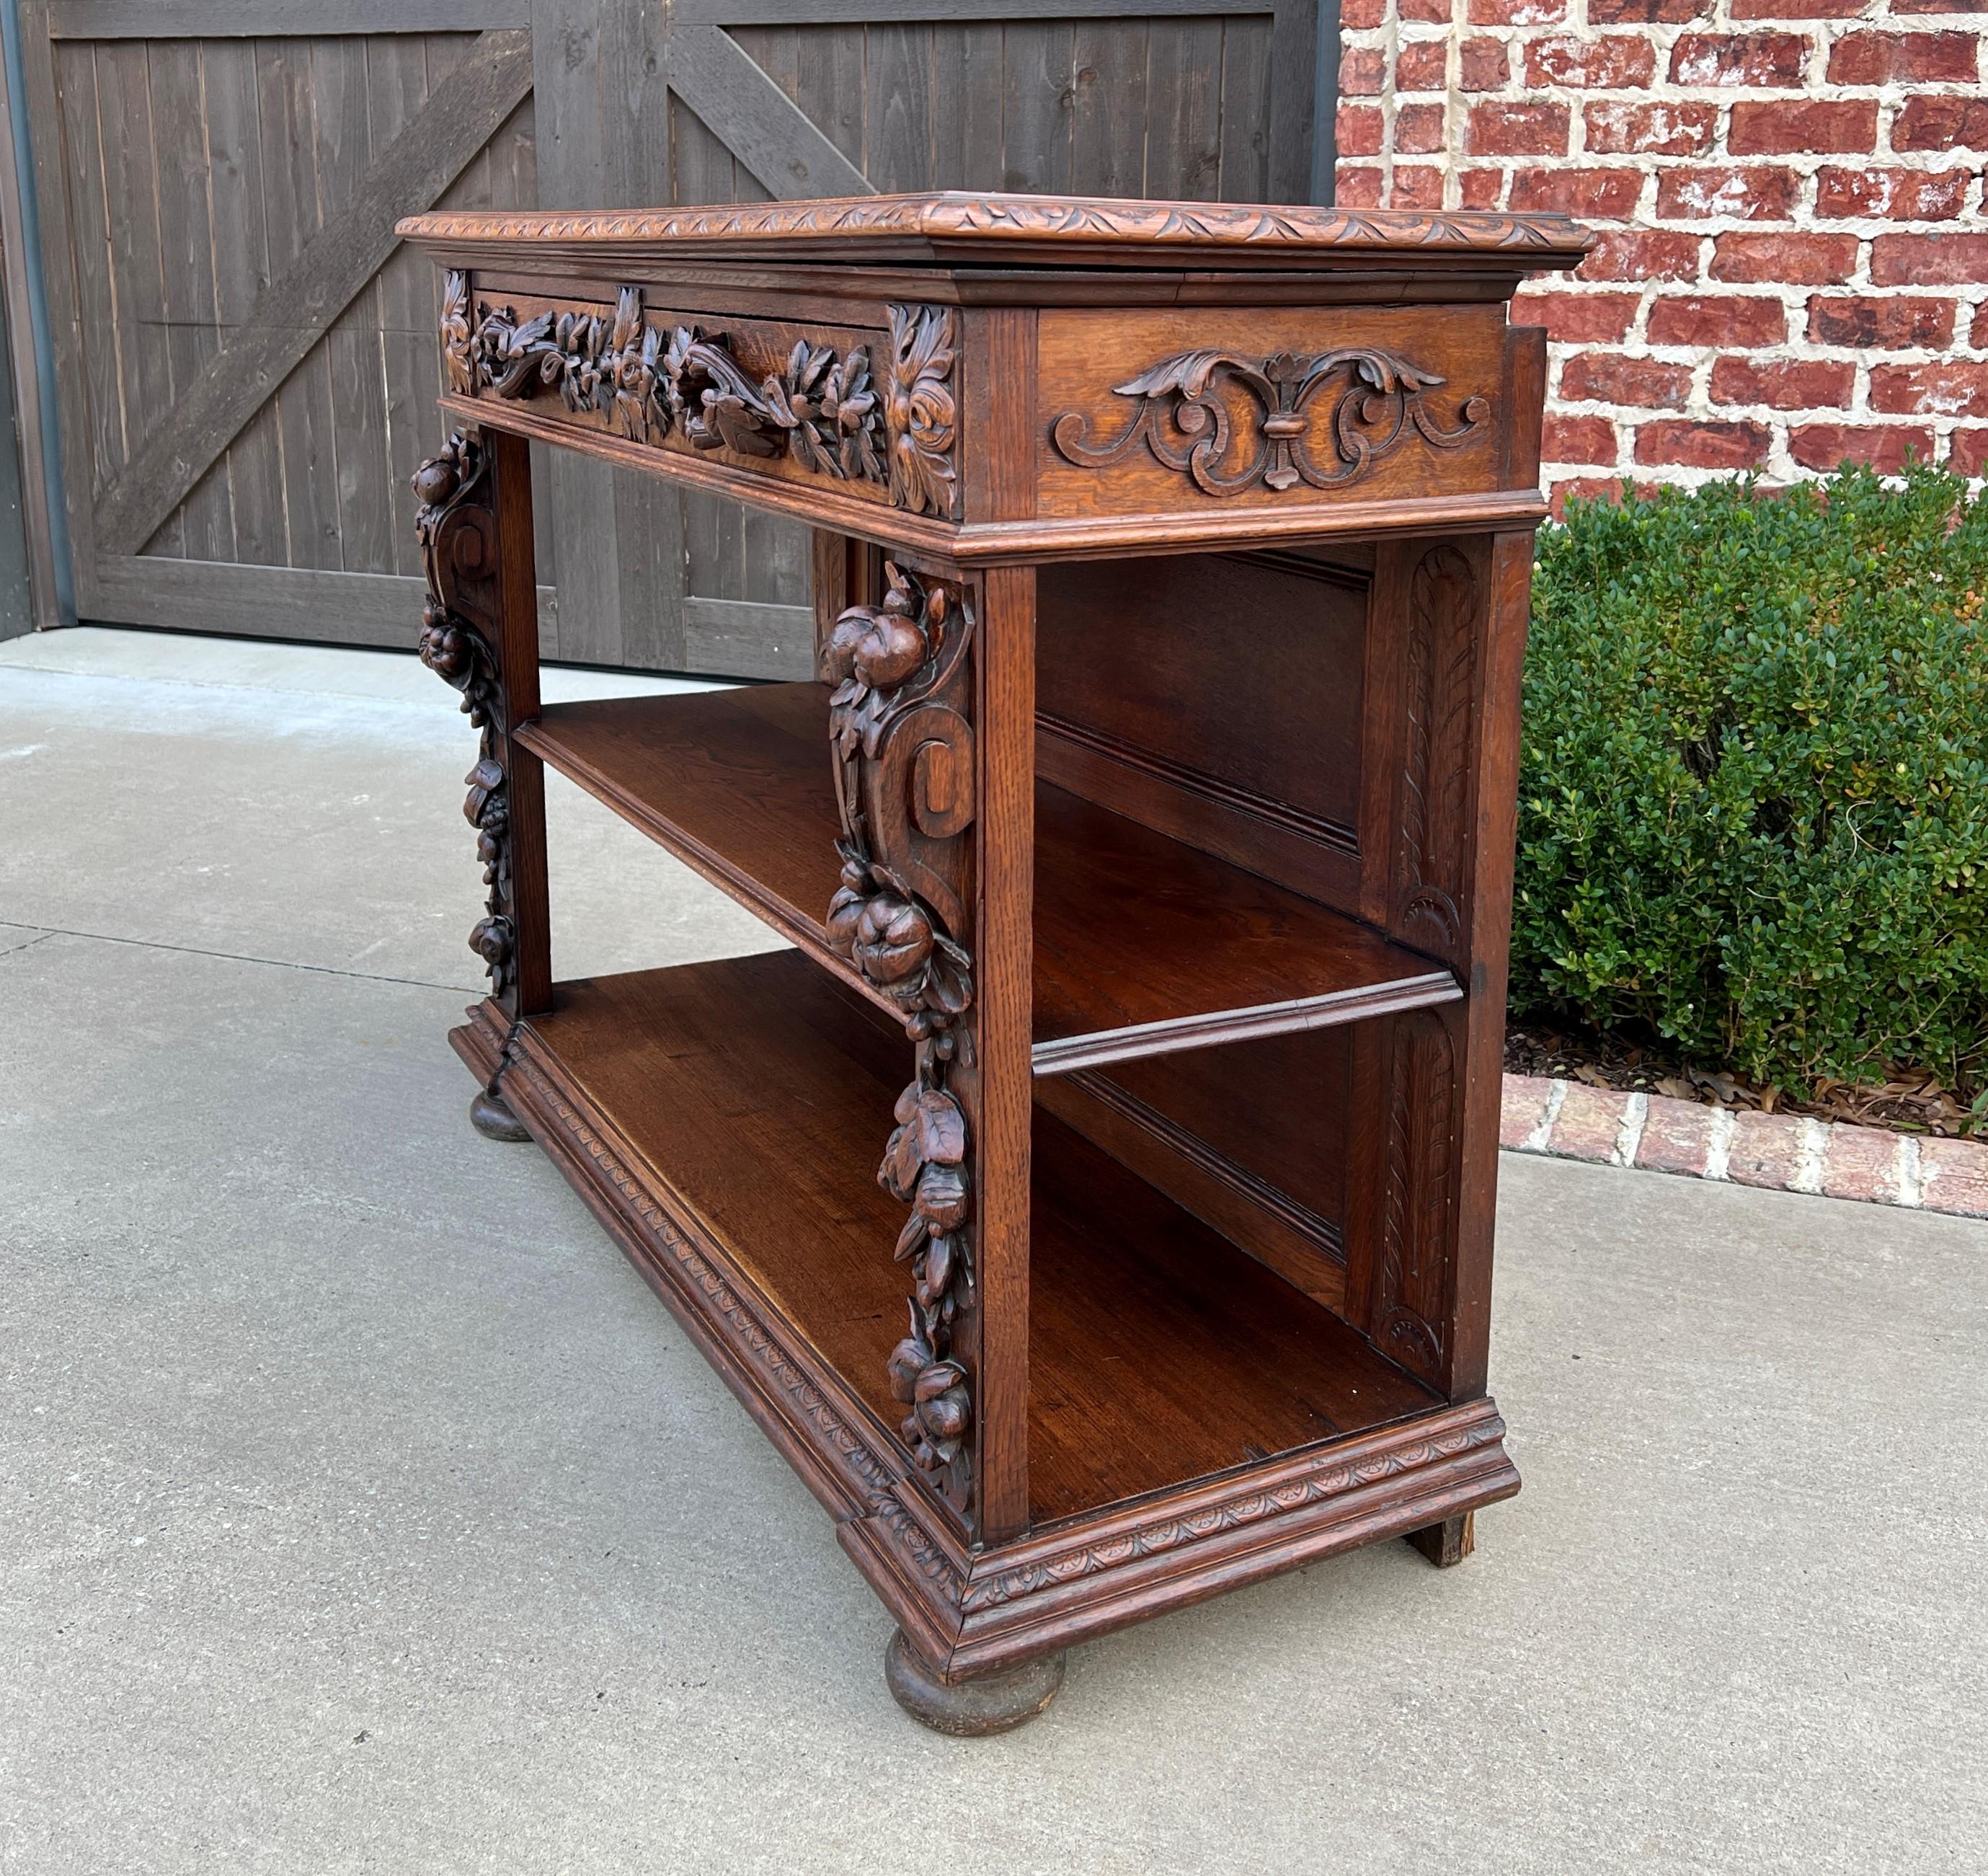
[440, 271, 474, 397]
[822, 561, 977, 1514]
[460, 284, 885, 485]
[1051, 348, 1488, 497]
[412, 432, 514, 1001]
[884, 305, 959, 520]
[1377, 1011, 1455, 1386]
[1396, 546, 1477, 959]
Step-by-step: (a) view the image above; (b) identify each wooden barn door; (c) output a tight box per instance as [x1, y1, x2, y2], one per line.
[22, 0, 1324, 678]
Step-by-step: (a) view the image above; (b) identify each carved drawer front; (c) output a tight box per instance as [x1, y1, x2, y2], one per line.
[1037, 305, 1509, 518]
[443, 274, 961, 520]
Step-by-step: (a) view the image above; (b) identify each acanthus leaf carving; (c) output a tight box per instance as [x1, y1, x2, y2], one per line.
[884, 304, 959, 520]
[413, 431, 515, 1002]
[440, 270, 474, 397]
[1051, 346, 1489, 498]
[1396, 545, 1476, 958]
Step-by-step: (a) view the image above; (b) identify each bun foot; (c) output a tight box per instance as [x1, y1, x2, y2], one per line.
[1406, 1510, 1475, 1567]
[884, 1630, 1065, 1737]
[469, 1084, 532, 1143]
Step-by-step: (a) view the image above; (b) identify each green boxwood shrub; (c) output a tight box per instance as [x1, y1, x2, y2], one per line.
[1513, 463, 1988, 1103]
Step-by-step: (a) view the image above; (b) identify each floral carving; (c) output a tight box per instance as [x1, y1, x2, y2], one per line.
[413, 433, 514, 1001]
[440, 271, 474, 397]
[820, 560, 978, 1516]
[1050, 347, 1489, 497]
[823, 564, 974, 1036]
[461, 285, 884, 486]
[885, 304, 959, 519]
[880, 1075, 973, 1506]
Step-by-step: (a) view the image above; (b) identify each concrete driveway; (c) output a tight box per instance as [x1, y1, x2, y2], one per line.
[2, 629, 1983, 1875]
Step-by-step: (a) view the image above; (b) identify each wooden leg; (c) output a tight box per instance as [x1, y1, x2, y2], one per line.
[469, 1080, 531, 1143]
[883, 1631, 1065, 1737]
[1406, 1510, 1475, 1567]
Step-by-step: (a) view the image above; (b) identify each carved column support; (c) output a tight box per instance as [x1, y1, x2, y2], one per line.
[413, 428, 547, 1020]
[822, 560, 980, 1517]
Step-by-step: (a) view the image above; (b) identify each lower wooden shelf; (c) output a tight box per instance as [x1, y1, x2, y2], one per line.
[453, 950, 1519, 1674]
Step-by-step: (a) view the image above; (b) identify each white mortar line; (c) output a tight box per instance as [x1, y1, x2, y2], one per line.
[1789, 1118, 1829, 1196]
[1612, 1091, 1649, 1168]
[1905, 1136, 1933, 1211]
[1523, 1079, 1566, 1154]
[1704, 1106, 1737, 1183]
[1891, 1135, 1922, 1209]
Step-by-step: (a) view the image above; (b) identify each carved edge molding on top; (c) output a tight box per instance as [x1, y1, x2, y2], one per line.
[401, 198, 1589, 257]
[1052, 348, 1490, 499]
[959, 1412, 1507, 1614]
[507, 1053, 967, 1605]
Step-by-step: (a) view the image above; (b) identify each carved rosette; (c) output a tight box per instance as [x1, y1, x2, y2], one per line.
[413, 432, 515, 1001]
[884, 305, 959, 520]
[822, 561, 977, 1514]
[460, 283, 885, 487]
[1051, 347, 1488, 497]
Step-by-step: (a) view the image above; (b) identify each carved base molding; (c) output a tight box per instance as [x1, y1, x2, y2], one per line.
[453, 999, 1519, 1681]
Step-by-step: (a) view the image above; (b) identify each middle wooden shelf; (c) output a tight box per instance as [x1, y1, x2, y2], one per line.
[514, 683, 1461, 1076]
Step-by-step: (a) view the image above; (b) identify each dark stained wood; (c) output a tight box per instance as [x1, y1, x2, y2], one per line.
[92, 29, 536, 559]
[407, 194, 1577, 1720]
[487, 951, 1439, 1525]
[510, 682, 1463, 1071]
[1406, 1510, 1475, 1567]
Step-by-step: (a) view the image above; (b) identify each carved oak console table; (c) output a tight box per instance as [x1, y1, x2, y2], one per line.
[399, 193, 1589, 1735]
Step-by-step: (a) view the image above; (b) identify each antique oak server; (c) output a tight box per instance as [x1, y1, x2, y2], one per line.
[398, 194, 1589, 1734]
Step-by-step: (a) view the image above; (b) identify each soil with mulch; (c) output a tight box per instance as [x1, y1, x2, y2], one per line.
[1503, 1019, 1982, 1140]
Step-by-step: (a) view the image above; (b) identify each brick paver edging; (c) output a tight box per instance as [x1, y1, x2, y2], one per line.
[1501, 1075, 1988, 1221]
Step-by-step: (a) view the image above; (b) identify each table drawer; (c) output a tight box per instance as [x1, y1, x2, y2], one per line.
[443, 272, 960, 521]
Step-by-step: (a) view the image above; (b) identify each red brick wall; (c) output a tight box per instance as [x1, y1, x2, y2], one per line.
[1336, 1, 1988, 506]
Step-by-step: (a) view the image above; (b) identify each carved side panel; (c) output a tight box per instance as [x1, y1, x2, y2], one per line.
[821, 562, 979, 1517]
[1375, 1009, 1457, 1387]
[1395, 544, 1478, 963]
[413, 431, 518, 1005]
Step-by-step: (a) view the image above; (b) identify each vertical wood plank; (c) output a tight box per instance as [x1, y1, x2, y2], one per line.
[202, 35, 286, 567]
[1217, 15, 1274, 204]
[1069, 19, 1146, 199]
[1266, 0, 1319, 204]
[147, 39, 229, 561]
[316, 33, 394, 576]
[256, 36, 342, 571]
[373, 32, 440, 581]
[533, 0, 683, 671]
[53, 45, 122, 503]
[864, 24, 929, 195]
[94, 42, 174, 555]
[1144, 17, 1223, 200]
[998, 22, 1073, 195]
[928, 24, 1002, 190]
